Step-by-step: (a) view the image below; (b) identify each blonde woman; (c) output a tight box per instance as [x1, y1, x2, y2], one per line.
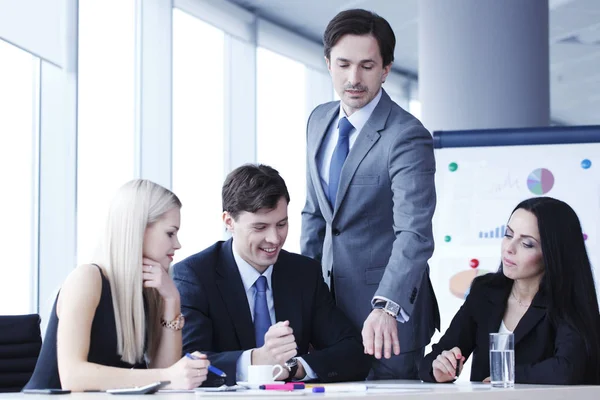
[25, 180, 209, 391]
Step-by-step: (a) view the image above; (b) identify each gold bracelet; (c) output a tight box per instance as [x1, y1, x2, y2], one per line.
[160, 313, 185, 330]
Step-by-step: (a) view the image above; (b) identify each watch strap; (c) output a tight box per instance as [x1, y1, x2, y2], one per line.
[373, 300, 400, 317]
[285, 358, 299, 381]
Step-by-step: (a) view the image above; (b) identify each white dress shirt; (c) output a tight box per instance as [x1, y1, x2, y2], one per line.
[315, 89, 409, 323]
[496, 320, 514, 350]
[499, 320, 513, 334]
[232, 243, 316, 381]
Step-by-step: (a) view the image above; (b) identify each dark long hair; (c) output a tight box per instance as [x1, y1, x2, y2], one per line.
[502, 197, 600, 381]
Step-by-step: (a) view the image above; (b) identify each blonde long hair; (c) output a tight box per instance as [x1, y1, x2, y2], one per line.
[94, 179, 181, 364]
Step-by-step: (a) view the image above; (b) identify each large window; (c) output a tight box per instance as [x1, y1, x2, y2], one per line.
[257, 48, 307, 253]
[77, 0, 136, 263]
[172, 9, 225, 261]
[0, 39, 39, 314]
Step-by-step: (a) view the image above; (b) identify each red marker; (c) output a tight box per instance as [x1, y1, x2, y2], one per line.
[469, 259, 479, 269]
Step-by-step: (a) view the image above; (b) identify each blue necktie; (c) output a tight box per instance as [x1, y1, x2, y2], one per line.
[328, 117, 354, 207]
[253, 276, 270, 347]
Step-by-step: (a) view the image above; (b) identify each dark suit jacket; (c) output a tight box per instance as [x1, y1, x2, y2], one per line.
[420, 274, 595, 385]
[172, 239, 370, 385]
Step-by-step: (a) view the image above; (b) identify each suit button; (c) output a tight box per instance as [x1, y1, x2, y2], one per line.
[410, 287, 418, 304]
[333, 229, 340, 236]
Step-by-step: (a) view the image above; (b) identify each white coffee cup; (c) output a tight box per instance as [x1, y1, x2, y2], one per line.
[247, 364, 284, 383]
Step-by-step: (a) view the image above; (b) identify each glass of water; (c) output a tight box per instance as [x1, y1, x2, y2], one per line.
[489, 333, 514, 387]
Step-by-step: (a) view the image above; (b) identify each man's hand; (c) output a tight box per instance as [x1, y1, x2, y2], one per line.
[251, 321, 298, 380]
[362, 309, 400, 359]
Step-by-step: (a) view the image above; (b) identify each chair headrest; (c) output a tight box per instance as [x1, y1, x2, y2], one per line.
[0, 314, 41, 344]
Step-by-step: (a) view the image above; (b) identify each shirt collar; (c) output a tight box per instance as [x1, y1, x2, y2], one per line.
[338, 88, 382, 134]
[232, 240, 274, 292]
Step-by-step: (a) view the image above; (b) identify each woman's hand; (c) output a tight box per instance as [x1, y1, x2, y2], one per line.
[142, 257, 180, 302]
[432, 347, 465, 383]
[164, 352, 210, 389]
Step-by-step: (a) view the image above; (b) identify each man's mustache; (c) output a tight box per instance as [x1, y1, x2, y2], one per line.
[343, 85, 367, 91]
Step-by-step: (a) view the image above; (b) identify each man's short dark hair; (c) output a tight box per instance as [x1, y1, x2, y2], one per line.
[323, 9, 395, 67]
[222, 164, 290, 220]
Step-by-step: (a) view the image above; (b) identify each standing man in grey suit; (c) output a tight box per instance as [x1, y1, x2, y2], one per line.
[301, 9, 440, 380]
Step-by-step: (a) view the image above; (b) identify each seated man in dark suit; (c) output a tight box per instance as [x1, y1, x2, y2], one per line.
[173, 164, 369, 385]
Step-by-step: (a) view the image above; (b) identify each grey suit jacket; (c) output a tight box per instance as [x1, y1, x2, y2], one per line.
[301, 89, 440, 353]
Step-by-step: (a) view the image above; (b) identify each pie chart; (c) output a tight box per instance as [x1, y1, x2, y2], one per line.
[450, 269, 492, 299]
[527, 168, 554, 195]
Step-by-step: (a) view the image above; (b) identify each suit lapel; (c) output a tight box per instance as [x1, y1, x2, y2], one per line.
[271, 253, 303, 338]
[486, 283, 511, 336]
[215, 239, 256, 350]
[332, 92, 391, 215]
[309, 104, 339, 222]
[485, 282, 547, 346]
[513, 291, 547, 346]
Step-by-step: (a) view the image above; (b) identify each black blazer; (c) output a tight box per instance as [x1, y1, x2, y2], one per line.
[172, 240, 370, 385]
[420, 274, 595, 385]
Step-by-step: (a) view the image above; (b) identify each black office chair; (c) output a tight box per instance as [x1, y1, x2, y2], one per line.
[0, 314, 42, 392]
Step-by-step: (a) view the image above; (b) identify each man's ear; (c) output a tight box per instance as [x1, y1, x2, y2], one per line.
[222, 211, 234, 232]
[381, 62, 392, 83]
[325, 56, 332, 74]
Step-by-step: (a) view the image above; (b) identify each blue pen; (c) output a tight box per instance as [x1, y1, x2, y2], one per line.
[185, 352, 227, 378]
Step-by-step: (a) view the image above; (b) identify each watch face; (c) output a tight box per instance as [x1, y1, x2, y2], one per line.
[176, 314, 185, 329]
[386, 303, 400, 314]
[285, 358, 298, 368]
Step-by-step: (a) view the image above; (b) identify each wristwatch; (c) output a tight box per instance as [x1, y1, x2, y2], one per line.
[284, 357, 299, 380]
[373, 300, 400, 318]
[160, 313, 185, 330]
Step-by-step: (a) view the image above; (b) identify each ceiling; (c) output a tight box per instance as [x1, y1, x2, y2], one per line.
[226, 0, 600, 126]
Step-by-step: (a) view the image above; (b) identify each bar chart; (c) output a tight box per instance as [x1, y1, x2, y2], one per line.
[479, 225, 506, 239]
